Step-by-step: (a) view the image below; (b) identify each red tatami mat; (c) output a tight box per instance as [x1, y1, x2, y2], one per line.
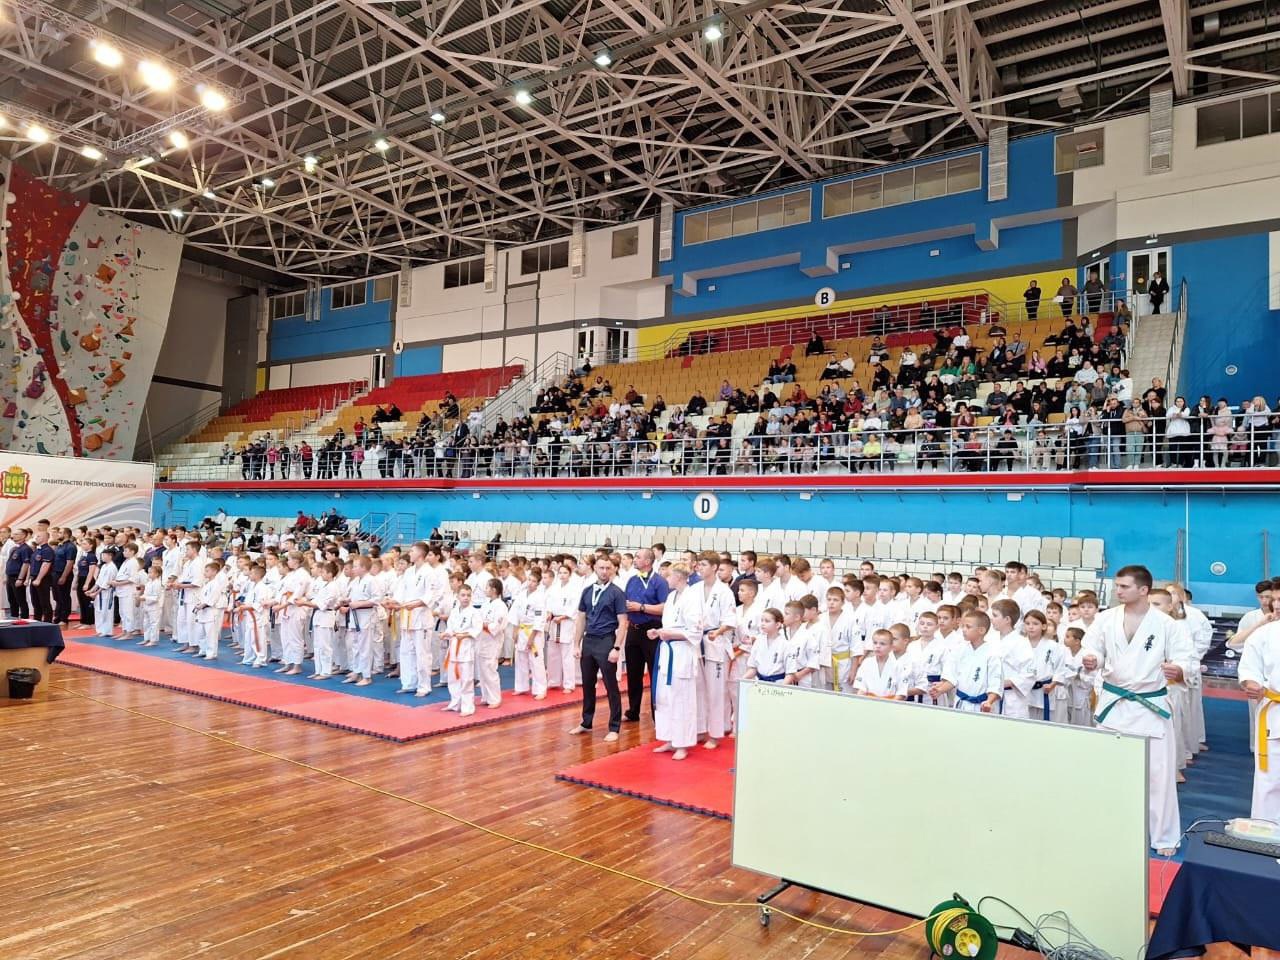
[556, 739, 737, 819]
[557, 738, 1177, 916]
[57, 639, 580, 742]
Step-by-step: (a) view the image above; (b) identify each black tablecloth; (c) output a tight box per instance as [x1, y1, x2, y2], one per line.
[0, 621, 65, 664]
[1148, 832, 1280, 960]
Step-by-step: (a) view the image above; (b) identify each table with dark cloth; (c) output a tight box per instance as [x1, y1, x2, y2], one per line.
[1148, 831, 1280, 960]
[0, 620, 65, 663]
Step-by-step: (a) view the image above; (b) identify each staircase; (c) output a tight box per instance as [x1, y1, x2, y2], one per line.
[1125, 311, 1179, 397]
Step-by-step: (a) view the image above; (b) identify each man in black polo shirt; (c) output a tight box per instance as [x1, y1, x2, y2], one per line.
[52, 527, 78, 627]
[569, 554, 629, 742]
[5, 528, 32, 618]
[27, 529, 56, 622]
[622, 548, 670, 722]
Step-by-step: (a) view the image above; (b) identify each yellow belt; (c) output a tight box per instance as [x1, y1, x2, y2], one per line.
[831, 650, 852, 691]
[1258, 690, 1280, 772]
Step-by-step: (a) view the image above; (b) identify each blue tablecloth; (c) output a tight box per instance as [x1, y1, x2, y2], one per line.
[1148, 831, 1280, 960]
[0, 621, 64, 664]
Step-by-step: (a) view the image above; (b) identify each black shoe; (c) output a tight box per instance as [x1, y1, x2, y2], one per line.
[622, 714, 640, 723]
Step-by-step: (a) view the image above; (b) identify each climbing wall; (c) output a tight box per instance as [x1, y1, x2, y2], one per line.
[0, 161, 183, 459]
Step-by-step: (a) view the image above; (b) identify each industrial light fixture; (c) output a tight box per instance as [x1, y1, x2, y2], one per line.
[0, 115, 9, 130]
[168, 129, 189, 149]
[199, 86, 228, 112]
[169, 207, 184, 219]
[373, 136, 391, 152]
[26, 123, 50, 143]
[593, 49, 613, 67]
[202, 188, 215, 199]
[303, 155, 318, 172]
[132, 155, 155, 168]
[138, 59, 175, 91]
[90, 39, 123, 69]
[703, 17, 724, 41]
[430, 109, 446, 123]
[513, 88, 533, 106]
[1058, 86, 1083, 109]
[259, 177, 275, 188]
[80, 145, 103, 160]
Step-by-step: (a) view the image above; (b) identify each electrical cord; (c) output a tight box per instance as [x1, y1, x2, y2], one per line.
[53, 680, 941, 939]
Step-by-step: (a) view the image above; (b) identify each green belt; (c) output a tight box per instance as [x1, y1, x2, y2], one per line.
[1094, 681, 1171, 725]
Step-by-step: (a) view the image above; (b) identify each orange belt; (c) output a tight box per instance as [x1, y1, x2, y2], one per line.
[1258, 690, 1280, 772]
[443, 636, 463, 679]
[240, 608, 265, 658]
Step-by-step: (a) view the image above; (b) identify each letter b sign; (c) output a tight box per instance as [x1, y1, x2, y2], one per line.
[815, 287, 836, 308]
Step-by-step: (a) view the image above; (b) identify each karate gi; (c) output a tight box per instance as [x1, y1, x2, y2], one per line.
[141, 577, 164, 645]
[654, 586, 703, 749]
[783, 623, 822, 689]
[194, 571, 228, 659]
[546, 578, 579, 692]
[92, 560, 118, 637]
[278, 568, 313, 667]
[1238, 621, 1280, 822]
[161, 546, 182, 633]
[1028, 638, 1069, 722]
[756, 579, 787, 614]
[1083, 604, 1195, 851]
[510, 586, 549, 697]
[694, 578, 737, 740]
[394, 564, 429, 691]
[344, 574, 377, 677]
[114, 556, 141, 634]
[904, 636, 951, 707]
[993, 631, 1035, 719]
[1184, 604, 1214, 750]
[309, 579, 342, 676]
[476, 597, 508, 707]
[729, 599, 763, 725]
[239, 580, 274, 666]
[746, 632, 789, 682]
[443, 604, 481, 714]
[174, 557, 204, 648]
[854, 655, 907, 698]
[1056, 646, 1094, 727]
[944, 641, 1002, 714]
[415, 563, 449, 694]
[1164, 618, 1196, 770]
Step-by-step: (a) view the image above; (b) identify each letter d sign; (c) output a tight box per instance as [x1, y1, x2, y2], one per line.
[693, 492, 720, 521]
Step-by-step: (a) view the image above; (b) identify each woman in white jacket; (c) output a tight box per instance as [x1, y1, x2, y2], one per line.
[648, 563, 704, 761]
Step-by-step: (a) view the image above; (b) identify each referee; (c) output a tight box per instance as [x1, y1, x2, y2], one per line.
[568, 554, 629, 743]
[622, 548, 669, 722]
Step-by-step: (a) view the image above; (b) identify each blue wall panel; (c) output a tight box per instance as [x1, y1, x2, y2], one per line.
[155, 485, 1271, 606]
[269, 281, 393, 363]
[393, 345, 444, 378]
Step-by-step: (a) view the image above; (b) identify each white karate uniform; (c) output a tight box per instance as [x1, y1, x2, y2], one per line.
[114, 557, 141, 634]
[654, 586, 703, 749]
[694, 578, 737, 740]
[1238, 622, 1280, 822]
[783, 623, 822, 689]
[546, 579, 579, 692]
[1082, 604, 1196, 851]
[344, 573, 377, 677]
[393, 564, 429, 691]
[443, 605, 481, 714]
[510, 586, 549, 697]
[993, 631, 1035, 719]
[415, 563, 449, 693]
[141, 577, 164, 644]
[93, 561, 118, 637]
[476, 597, 508, 707]
[746, 632, 788, 681]
[854, 655, 907, 698]
[1184, 604, 1213, 750]
[195, 572, 228, 658]
[278, 568, 313, 667]
[263, 564, 285, 662]
[310, 579, 343, 676]
[756, 579, 787, 614]
[729, 598, 763, 725]
[1056, 645, 1094, 726]
[161, 546, 182, 633]
[904, 636, 950, 707]
[239, 580, 273, 665]
[944, 641, 1003, 713]
[174, 557, 204, 647]
[1028, 638, 1069, 722]
[1165, 618, 1195, 770]
[863, 600, 896, 636]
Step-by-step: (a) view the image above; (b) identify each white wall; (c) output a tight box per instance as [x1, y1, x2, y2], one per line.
[286, 354, 372, 387]
[1073, 91, 1280, 248]
[399, 219, 664, 373]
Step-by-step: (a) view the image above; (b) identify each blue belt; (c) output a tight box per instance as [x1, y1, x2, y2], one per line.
[927, 673, 942, 682]
[956, 690, 987, 706]
[758, 672, 786, 683]
[1033, 678, 1051, 717]
[652, 638, 677, 701]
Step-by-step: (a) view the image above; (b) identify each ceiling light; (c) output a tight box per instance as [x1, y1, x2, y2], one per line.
[169, 208, 184, 219]
[26, 124, 50, 143]
[702, 18, 724, 42]
[259, 177, 275, 188]
[202, 189, 215, 200]
[132, 155, 155, 168]
[303, 155, 318, 172]
[373, 136, 391, 152]
[0, 115, 8, 130]
[593, 49, 613, 68]
[199, 87, 228, 112]
[514, 88, 533, 106]
[139, 60, 175, 91]
[80, 145, 103, 161]
[168, 129, 189, 149]
[430, 109, 446, 123]
[90, 39, 123, 69]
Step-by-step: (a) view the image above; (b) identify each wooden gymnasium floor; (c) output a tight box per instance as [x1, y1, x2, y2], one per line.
[1, 665, 1257, 960]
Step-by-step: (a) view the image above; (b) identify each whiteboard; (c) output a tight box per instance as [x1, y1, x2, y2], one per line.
[732, 683, 1149, 959]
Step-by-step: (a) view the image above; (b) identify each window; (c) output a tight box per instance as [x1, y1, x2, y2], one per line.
[611, 226, 639, 258]
[372, 276, 395, 301]
[443, 257, 484, 289]
[1054, 129, 1105, 172]
[520, 240, 570, 275]
[270, 291, 304, 321]
[681, 188, 811, 245]
[1195, 93, 1280, 146]
[331, 280, 366, 310]
[821, 153, 981, 218]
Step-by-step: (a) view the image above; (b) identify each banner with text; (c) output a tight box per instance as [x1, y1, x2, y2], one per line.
[0, 452, 154, 529]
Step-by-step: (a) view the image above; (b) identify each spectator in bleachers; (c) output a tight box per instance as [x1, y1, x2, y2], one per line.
[868, 335, 888, 364]
[1055, 277, 1077, 316]
[1006, 332, 1027, 369]
[1023, 280, 1042, 320]
[804, 331, 826, 356]
[820, 356, 844, 380]
[686, 390, 707, 416]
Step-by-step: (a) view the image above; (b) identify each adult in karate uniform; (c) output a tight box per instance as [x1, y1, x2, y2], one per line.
[1238, 620, 1280, 822]
[693, 552, 737, 748]
[1082, 565, 1196, 855]
[649, 563, 703, 760]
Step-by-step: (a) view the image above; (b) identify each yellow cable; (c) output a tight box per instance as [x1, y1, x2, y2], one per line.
[53, 680, 938, 938]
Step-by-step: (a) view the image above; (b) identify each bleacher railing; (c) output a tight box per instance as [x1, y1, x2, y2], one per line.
[156, 413, 1277, 482]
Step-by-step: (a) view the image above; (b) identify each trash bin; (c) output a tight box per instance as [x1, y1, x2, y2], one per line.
[6, 667, 41, 700]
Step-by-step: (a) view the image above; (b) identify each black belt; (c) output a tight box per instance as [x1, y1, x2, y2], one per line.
[584, 633, 613, 640]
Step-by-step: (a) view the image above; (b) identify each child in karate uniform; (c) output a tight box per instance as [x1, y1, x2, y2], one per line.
[743, 607, 789, 683]
[304, 561, 341, 679]
[173, 541, 204, 653]
[193, 560, 228, 660]
[1238, 620, 1280, 822]
[728, 579, 763, 726]
[425, 572, 463, 694]
[1149, 588, 1195, 776]
[236, 564, 272, 667]
[782, 600, 821, 688]
[511, 567, 549, 699]
[1057, 626, 1093, 726]
[546, 564, 579, 694]
[476, 578, 508, 708]
[990, 599, 1035, 719]
[275, 552, 313, 676]
[1024, 609, 1067, 722]
[853, 629, 907, 699]
[89, 548, 118, 638]
[113, 543, 142, 639]
[936, 610, 1002, 713]
[822, 586, 861, 692]
[693, 551, 737, 749]
[140, 564, 164, 647]
[649, 563, 703, 760]
[341, 556, 378, 686]
[904, 611, 948, 705]
[441, 585, 481, 715]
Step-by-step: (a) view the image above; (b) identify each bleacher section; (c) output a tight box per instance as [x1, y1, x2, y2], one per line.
[326, 365, 522, 438]
[438, 520, 1107, 596]
[189, 381, 364, 444]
